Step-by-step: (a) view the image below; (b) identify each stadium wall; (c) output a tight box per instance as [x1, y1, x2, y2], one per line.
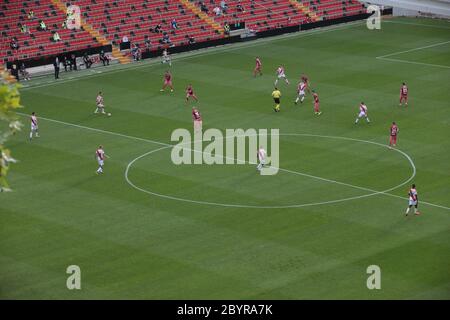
[141, 36, 242, 60]
[361, 0, 450, 17]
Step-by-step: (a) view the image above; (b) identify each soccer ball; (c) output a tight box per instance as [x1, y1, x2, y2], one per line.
[107, 113, 112, 117]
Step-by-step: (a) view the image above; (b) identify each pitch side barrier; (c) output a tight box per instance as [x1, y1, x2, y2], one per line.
[6, 44, 112, 70]
[141, 36, 242, 60]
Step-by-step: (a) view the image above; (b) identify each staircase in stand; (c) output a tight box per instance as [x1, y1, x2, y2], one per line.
[50, 0, 131, 64]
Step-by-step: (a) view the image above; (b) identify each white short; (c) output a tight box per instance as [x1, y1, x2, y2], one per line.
[358, 111, 367, 118]
[277, 73, 286, 79]
[259, 159, 266, 165]
[409, 200, 417, 206]
[194, 120, 202, 131]
[31, 125, 38, 131]
[97, 159, 104, 166]
[97, 104, 104, 108]
[298, 90, 305, 96]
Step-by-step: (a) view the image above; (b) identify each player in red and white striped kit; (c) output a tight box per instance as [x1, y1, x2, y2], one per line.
[389, 122, 399, 149]
[94, 91, 106, 114]
[295, 81, 307, 104]
[253, 57, 262, 77]
[162, 49, 171, 66]
[274, 66, 289, 86]
[95, 145, 107, 174]
[29, 112, 39, 140]
[406, 184, 420, 216]
[301, 74, 311, 95]
[354, 102, 370, 124]
[257, 146, 266, 171]
[399, 82, 408, 106]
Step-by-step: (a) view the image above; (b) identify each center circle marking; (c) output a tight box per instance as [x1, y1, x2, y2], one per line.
[125, 133, 416, 208]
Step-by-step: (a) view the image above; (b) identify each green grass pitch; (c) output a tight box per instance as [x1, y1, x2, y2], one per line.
[1, 17, 449, 299]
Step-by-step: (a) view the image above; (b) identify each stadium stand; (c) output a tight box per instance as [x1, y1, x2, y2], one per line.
[302, 0, 366, 21]
[0, 0, 103, 63]
[1, 0, 365, 66]
[69, 0, 225, 51]
[191, 0, 313, 31]
[191, 1, 364, 31]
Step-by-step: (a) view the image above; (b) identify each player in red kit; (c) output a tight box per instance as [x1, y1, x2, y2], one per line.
[253, 57, 262, 77]
[185, 84, 198, 104]
[192, 107, 202, 133]
[389, 121, 399, 149]
[160, 70, 174, 92]
[312, 90, 321, 115]
[399, 82, 408, 106]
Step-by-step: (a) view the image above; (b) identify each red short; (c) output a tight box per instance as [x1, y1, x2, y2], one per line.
[390, 135, 397, 145]
[164, 80, 172, 86]
[400, 94, 408, 101]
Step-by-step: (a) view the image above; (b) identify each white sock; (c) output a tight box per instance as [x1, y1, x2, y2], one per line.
[301, 96, 304, 102]
[295, 97, 299, 103]
[406, 207, 410, 214]
[366, 117, 370, 123]
[355, 118, 359, 123]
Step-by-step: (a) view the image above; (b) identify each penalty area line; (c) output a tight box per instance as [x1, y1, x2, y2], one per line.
[376, 40, 450, 69]
[377, 40, 450, 59]
[376, 57, 450, 69]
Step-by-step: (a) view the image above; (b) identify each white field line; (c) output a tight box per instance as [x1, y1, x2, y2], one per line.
[17, 112, 450, 211]
[376, 40, 450, 69]
[377, 40, 450, 59]
[17, 112, 168, 147]
[19, 20, 365, 91]
[376, 57, 450, 69]
[124, 134, 417, 209]
[383, 20, 450, 30]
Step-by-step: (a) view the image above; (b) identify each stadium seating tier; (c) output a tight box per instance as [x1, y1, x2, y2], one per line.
[1, 0, 365, 64]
